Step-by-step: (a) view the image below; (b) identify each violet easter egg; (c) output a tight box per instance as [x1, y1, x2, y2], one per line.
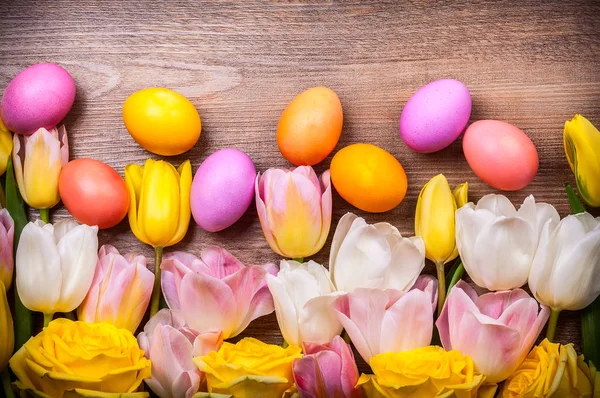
[463, 120, 539, 191]
[1, 63, 76, 135]
[191, 148, 256, 232]
[400, 78, 471, 153]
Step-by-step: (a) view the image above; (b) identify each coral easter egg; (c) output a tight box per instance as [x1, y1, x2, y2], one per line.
[123, 88, 201, 156]
[400, 79, 471, 153]
[331, 143, 407, 213]
[59, 158, 129, 229]
[191, 148, 256, 232]
[1, 63, 76, 135]
[277, 86, 343, 166]
[463, 120, 539, 191]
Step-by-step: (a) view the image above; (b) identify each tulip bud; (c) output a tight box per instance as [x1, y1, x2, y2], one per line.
[564, 114, 600, 207]
[415, 174, 467, 265]
[0, 209, 14, 290]
[0, 281, 14, 372]
[12, 126, 68, 209]
[0, 117, 12, 176]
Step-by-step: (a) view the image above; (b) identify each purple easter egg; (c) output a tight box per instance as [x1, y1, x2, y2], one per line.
[191, 148, 256, 232]
[399, 79, 471, 153]
[1, 63, 76, 135]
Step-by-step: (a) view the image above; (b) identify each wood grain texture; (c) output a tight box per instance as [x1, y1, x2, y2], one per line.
[1, 0, 600, 372]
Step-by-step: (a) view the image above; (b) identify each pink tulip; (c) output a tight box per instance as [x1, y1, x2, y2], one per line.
[293, 336, 363, 398]
[436, 280, 550, 383]
[77, 244, 154, 332]
[161, 246, 278, 339]
[256, 166, 332, 259]
[138, 309, 223, 398]
[0, 209, 14, 290]
[331, 276, 437, 364]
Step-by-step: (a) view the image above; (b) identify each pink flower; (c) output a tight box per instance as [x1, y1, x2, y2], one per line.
[138, 309, 222, 398]
[436, 280, 550, 383]
[77, 245, 154, 332]
[161, 246, 278, 339]
[256, 166, 332, 259]
[0, 209, 14, 290]
[293, 336, 363, 398]
[331, 275, 437, 364]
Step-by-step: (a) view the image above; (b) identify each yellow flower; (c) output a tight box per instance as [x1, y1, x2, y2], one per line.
[502, 339, 599, 398]
[564, 114, 600, 207]
[0, 116, 13, 176]
[193, 337, 302, 398]
[12, 126, 68, 209]
[9, 319, 151, 397]
[357, 346, 497, 398]
[0, 281, 14, 372]
[125, 159, 192, 248]
[415, 174, 468, 265]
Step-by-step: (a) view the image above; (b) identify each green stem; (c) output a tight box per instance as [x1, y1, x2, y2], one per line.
[149, 247, 164, 317]
[1, 368, 14, 398]
[293, 257, 304, 263]
[43, 313, 53, 327]
[281, 340, 289, 348]
[446, 261, 465, 296]
[63, 311, 76, 321]
[39, 208, 50, 223]
[546, 309, 561, 342]
[435, 261, 446, 317]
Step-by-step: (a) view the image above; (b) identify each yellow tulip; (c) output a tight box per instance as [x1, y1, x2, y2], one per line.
[564, 114, 600, 207]
[194, 337, 302, 398]
[9, 318, 151, 397]
[357, 346, 497, 398]
[125, 158, 192, 248]
[0, 281, 13, 372]
[502, 339, 599, 398]
[0, 117, 12, 176]
[12, 126, 68, 210]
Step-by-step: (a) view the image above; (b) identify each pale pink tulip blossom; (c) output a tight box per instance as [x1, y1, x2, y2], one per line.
[77, 245, 154, 332]
[255, 166, 332, 259]
[161, 246, 277, 339]
[0, 209, 14, 289]
[436, 281, 550, 383]
[293, 336, 363, 398]
[331, 275, 437, 364]
[138, 309, 223, 398]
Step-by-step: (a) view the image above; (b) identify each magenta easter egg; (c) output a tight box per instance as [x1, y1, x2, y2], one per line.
[400, 79, 471, 153]
[1, 63, 76, 135]
[191, 148, 256, 232]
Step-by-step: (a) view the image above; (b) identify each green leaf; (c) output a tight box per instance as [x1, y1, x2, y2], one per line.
[5, 156, 32, 352]
[565, 183, 586, 214]
[445, 257, 464, 295]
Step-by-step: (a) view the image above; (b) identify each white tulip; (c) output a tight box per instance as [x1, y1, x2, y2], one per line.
[16, 220, 99, 315]
[529, 213, 600, 310]
[329, 212, 426, 293]
[266, 260, 342, 346]
[455, 194, 559, 291]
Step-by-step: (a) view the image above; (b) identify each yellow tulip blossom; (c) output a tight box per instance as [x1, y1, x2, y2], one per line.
[564, 114, 600, 207]
[194, 337, 302, 398]
[357, 346, 497, 398]
[9, 318, 151, 397]
[125, 158, 192, 248]
[502, 339, 599, 398]
[0, 116, 12, 176]
[0, 281, 13, 373]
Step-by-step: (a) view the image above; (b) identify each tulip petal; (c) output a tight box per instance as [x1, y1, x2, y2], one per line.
[383, 235, 426, 292]
[167, 160, 192, 247]
[476, 194, 517, 216]
[161, 252, 210, 310]
[329, 212, 359, 286]
[125, 163, 149, 246]
[311, 170, 332, 255]
[294, 351, 343, 397]
[411, 274, 438, 312]
[16, 222, 62, 314]
[201, 245, 246, 279]
[436, 281, 480, 350]
[0, 209, 15, 289]
[298, 294, 344, 345]
[255, 173, 284, 256]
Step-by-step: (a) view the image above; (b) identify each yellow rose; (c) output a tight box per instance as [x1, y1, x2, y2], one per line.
[357, 346, 497, 398]
[502, 339, 599, 398]
[193, 337, 302, 398]
[9, 319, 151, 397]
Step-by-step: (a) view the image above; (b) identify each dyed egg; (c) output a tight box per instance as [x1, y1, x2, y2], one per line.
[191, 148, 256, 232]
[400, 79, 471, 153]
[1, 63, 76, 135]
[331, 143, 407, 212]
[123, 88, 201, 156]
[277, 86, 343, 166]
[59, 159, 129, 229]
[463, 120, 538, 191]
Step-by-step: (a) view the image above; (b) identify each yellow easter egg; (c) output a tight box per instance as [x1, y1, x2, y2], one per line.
[331, 143, 407, 212]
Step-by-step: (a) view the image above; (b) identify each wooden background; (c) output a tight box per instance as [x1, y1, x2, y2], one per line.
[1, 0, 600, 371]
